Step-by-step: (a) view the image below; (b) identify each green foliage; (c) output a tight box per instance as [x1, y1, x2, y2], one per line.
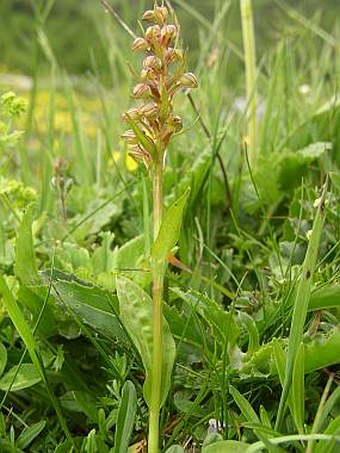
[152, 187, 190, 263]
[114, 380, 137, 453]
[0, 363, 41, 392]
[116, 276, 176, 409]
[0, 91, 27, 149]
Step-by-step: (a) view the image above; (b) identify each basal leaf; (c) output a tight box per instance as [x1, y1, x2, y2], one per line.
[202, 440, 250, 453]
[0, 364, 41, 391]
[309, 284, 340, 311]
[116, 276, 175, 408]
[50, 275, 128, 343]
[304, 326, 340, 372]
[165, 446, 185, 453]
[91, 232, 116, 274]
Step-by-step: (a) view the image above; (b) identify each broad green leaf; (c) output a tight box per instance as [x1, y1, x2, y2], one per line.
[202, 433, 224, 448]
[114, 381, 137, 453]
[49, 274, 128, 343]
[203, 440, 250, 453]
[115, 235, 149, 289]
[165, 446, 185, 453]
[91, 232, 116, 274]
[0, 342, 7, 377]
[18, 285, 58, 338]
[304, 326, 340, 372]
[151, 188, 190, 263]
[309, 285, 340, 311]
[243, 326, 340, 377]
[116, 276, 175, 408]
[59, 391, 98, 421]
[0, 364, 41, 391]
[116, 234, 144, 269]
[16, 420, 46, 449]
[297, 141, 331, 159]
[54, 242, 92, 274]
[236, 312, 260, 353]
[14, 204, 40, 285]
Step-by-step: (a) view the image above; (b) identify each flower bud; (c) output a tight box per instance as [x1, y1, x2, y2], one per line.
[133, 83, 152, 99]
[143, 55, 162, 71]
[140, 68, 155, 81]
[131, 37, 149, 52]
[139, 102, 159, 119]
[154, 6, 168, 25]
[123, 108, 140, 121]
[145, 25, 161, 45]
[170, 115, 183, 132]
[160, 24, 177, 47]
[142, 9, 155, 22]
[178, 72, 198, 89]
[122, 129, 137, 145]
[164, 48, 183, 65]
[128, 144, 151, 170]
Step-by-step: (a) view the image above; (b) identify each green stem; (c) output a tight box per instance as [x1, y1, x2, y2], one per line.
[148, 158, 164, 453]
[152, 159, 163, 241]
[240, 0, 257, 164]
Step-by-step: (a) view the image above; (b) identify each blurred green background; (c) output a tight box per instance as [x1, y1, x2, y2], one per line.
[1, 0, 339, 81]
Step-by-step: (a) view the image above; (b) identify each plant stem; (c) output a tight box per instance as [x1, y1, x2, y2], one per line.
[152, 158, 163, 241]
[240, 0, 257, 164]
[148, 158, 165, 453]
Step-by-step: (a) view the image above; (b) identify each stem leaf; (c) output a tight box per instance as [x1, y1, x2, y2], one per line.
[151, 187, 190, 263]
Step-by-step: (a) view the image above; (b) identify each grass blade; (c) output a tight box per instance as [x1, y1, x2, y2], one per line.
[114, 380, 137, 453]
[275, 180, 328, 430]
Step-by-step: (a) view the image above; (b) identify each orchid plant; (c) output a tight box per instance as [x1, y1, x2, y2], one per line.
[121, 2, 197, 451]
